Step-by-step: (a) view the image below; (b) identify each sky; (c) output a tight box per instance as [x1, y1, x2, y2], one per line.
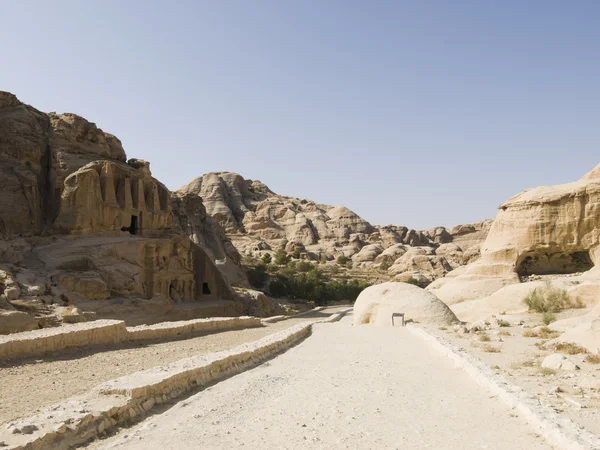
[1, 1, 599, 229]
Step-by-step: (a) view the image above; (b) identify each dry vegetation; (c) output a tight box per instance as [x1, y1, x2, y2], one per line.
[482, 344, 501, 353]
[585, 354, 600, 364]
[478, 333, 491, 342]
[523, 281, 584, 313]
[522, 327, 560, 339]
[541, 342, 588, 355]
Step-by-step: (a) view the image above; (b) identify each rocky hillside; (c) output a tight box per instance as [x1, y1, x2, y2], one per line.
[0, 92, 250, 333]
[177, 172, 492, 285]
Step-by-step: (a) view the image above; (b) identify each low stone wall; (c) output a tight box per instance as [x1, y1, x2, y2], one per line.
[126, 316, 260, 341]
[407, 325, 600, 450]
[0, 310, 350, 450]
[0, 320, 127, 360]
[261, 306, 331, 324]
[0, 316, 261, 361]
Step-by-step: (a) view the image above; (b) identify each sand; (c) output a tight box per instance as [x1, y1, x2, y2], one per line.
[87, 315, 551, 450]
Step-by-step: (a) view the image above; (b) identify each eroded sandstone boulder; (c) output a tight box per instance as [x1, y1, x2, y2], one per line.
[353, 282, 458, 326]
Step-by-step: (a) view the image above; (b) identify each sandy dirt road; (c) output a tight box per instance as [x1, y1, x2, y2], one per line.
[88, 315, 553, 449]
[0, 307, 347, 424]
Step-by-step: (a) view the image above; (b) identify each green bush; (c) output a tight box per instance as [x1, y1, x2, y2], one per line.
[274, 249, 290, 265]
[247, 264, 268, 288]
[261, 253, 272, 264]
[296, 261, 313, 272]
[405, 277, 421, 287]
[336, 255, 350, 265]
[292, 249, 301, 259]
[523, 281, 584, 313]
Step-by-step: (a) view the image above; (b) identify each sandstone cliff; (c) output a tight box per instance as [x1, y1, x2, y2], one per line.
[428, 165, 600, 306]
[177, 172, 492, 285]
[0, 92, 241, 333]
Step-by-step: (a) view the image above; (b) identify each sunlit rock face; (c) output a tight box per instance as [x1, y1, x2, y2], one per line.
[428, 165, 600, 305]
[0, 91, 237, 333]
[178, 172, 492, 285]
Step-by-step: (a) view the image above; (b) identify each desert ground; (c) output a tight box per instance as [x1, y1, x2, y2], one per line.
[86, 314, 551, 450]
[0, 307, 347, 425]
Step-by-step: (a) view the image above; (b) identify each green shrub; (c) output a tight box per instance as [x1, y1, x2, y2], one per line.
[274, 249, 290, 265]
[319, 253, 327, 264]
[247, 264, 268, 288]
[336, 255, 350, 265]
[292, 249, 301, 259]
[261, 253, 272, 264]
[405, 277, 420, 286]
[523, 281, 584, 313]
[405, 277, 430, 288]
[296, 261, 313, 272]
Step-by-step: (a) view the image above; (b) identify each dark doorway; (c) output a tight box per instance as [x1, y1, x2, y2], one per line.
[121, 215, 138, 235]
[202, 282, 211, 295]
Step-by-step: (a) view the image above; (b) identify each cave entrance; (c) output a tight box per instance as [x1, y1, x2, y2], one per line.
[202, 282, 211, 295]
[516, 250, 594, 277]
[121, 215, 139, 235]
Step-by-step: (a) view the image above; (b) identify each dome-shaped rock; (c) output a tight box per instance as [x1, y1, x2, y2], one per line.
[353, 282, 458, 326]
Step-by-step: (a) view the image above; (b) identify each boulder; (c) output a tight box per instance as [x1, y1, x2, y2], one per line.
[552, 318, 600, 355]
[353, 282, 458, 326]
[542, 353, 579, 371]
[0, 311, 38, 335]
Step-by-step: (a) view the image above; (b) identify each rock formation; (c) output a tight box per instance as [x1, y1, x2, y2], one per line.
[177, 172, 492, 284]
[429, 165, 600, 306]
[353, 282, 458, 326]
[0, 91, 241, 333]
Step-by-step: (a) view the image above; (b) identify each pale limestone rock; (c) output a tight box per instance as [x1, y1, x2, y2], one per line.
[352, 244, 384, 263]
[353, 282, 458, 326]
[542, 353, 579, 371]
[552, 317, 600, 355]
[373, 244, 408, 268]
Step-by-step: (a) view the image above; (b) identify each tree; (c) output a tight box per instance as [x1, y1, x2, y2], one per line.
[274, 249, 290, 265]
[336, 255, 350, 265]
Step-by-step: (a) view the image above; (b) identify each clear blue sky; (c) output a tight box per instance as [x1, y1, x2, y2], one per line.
[2, 1, 599, 229]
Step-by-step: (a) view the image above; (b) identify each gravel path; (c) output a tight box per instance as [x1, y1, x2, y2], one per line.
[88, 316, 553, 450]
[0, 308, 346, 425]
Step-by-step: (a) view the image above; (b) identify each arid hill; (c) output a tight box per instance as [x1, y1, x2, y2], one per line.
[177, 172, 492, 285]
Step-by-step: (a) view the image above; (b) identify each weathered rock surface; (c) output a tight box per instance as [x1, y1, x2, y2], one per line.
[429, 165, 600, 305]
[177, 172, 491, 283]
[353, 282, 458, 326]
[0, 92, 241, 333]
[541, 353, 579, 371]
[552, 316, 600, 355]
